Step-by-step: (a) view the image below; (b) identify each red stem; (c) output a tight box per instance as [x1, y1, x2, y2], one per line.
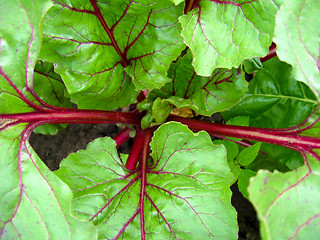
[89, 0, 128, 67]
[261, 43, 277, 62]
[184, 0, 201, 14]
[113, 127, 131, 148]
[137, 90, 148, 103]
[168, 115, 320, 150]
[139, 128, 153, 239]
[125, 127, 145, 170]
[0, 109, 140, 127]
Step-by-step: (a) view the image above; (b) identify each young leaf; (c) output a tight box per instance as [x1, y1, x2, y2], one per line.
[0, 125, 97, 239]
[146, 51, 248, 117]
[179, 0, 280, 76]
[214, 139, 259, 199]
[150, 97, 173, 127]
[254, 143, 303, 171]
[40, 0, 185, 110]
[223, 57, 317, 128]
[55, 122, 238, 239]
[238, 169, 256, 199]
[241, 57, 262, 74]
[248, 156, 320, 239]
[236, 142, 261, 166]
[274, 0, 320, 100]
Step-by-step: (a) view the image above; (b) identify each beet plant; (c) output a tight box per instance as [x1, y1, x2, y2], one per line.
[0, 0, 319, 239]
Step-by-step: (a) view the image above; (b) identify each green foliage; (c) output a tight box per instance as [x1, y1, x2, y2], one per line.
[0, 125, 97, 239]
[274, 0, 320, 100]
[56, 122, 237, 239]
[179, 0, 279, 76]
[0, 0, 320, 239]
[249, 156, 320, 240]
[223, 57, 317, 128]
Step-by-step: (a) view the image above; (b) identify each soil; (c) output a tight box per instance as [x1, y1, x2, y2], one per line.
[29, 123, 261, 239]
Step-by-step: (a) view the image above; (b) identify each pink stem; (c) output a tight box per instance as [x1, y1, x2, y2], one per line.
[113, 127, 131, 148]
[0, 109, 140, 128]
[139, 128, 153, 239]
[167, 115, 320, 150]
[184, 0, 201, 14]
[89, 0, 128, 67]
[125, 127, 145, 170]
[261, 43, 277, 62]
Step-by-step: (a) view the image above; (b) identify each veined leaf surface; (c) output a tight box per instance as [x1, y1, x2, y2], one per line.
[180, 0, 279, 76]
[274, 0, 320, 100]
[249, 155, 320, 239]
[40, 0, 186, 110]
[55, 122, 238, 239]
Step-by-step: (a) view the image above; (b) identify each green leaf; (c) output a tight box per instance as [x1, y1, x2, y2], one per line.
[248, 155, 320, 239]
[227, 116, 249, 127]
[0, 1, 97, 238]
[254, 143, 303, 171]
[214, 140, 239, 163]
[33, 61, 72, 108]
[0, 0, 53, 113]
[223, 57, 317, 128]
[241, 57, 262, 74]
[274, 0, 320, 100]
[179, 0, 279, 76]
[138, 97, 173, 128]
[55, 122, 237, 239]
[147, 51, 248, 116]
[150, 98, 173, 126]
[169, 0, 184, 5]
[213, 140, 241, 181]
[40, 0, 185, 110]
[238, 169, 256, 199]
[236, 142, 261, 166]
[0, 125, 97, 239]
[298, 109, 320, 137]
[33, 61, 72, 135]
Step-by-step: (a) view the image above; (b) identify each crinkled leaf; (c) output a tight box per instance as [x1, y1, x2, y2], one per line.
[150, 98, 173, 126]
[223, 57, 317, 128]
[179, 0, 279, 76]
[0, 125, 97, 239]
[248, 155, 320, 239]
[274, 0, 320, 100]
[55, 122, 237, 239]
[139, 97, 174, 129]
[146, 51, 248, 118]
[40, 0, 185, 110]
[241, 57, 262, 74]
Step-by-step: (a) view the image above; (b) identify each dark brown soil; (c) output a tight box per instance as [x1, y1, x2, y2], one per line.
[29, 123, 260, 239]
[30, 124, 132, 170]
